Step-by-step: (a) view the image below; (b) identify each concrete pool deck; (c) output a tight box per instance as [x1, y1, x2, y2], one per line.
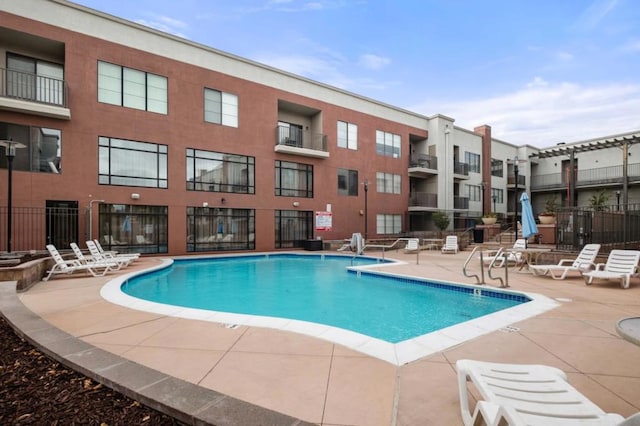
[3, 249, 640, 425]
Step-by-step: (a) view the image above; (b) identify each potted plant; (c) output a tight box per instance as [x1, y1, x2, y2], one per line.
[539, 196, 557, 224]
[481, 212, 498, 225]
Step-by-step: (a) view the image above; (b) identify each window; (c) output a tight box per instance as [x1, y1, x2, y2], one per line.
[275, 210, 313, 248]
[337, 168, 359, 196]
[375, 130, 401, 158]
[376, 172, 401, 194]
[376, 214, 401, 234]
[465, 152, 481, 173]
[468, 185, 481, 202]
[491, 159, 503, 177]
[491, 188, 504, 204]
[186, 149, 255, 194]
[98, 204, 168, 254]
[204, 88, 238, 127]
[99, 136, 168, 188]
[98, 61, 167, 114]
[0, 122, 61, 173]
[7, 53, 64, 106]
[187, 207, 255, 252]
[275, 161, 313, 197]
[337, 121, 358, 150]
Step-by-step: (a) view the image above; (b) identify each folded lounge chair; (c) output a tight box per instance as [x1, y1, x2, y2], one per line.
[441, 235, 459, 254]
[456, 359, 628, 426]
[583, 249, 640, 289]
[43, 244, 113, 281]
[530, 243, 600, 280]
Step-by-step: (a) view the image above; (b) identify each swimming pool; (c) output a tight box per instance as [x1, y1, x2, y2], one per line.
[101, 253, 559, 364]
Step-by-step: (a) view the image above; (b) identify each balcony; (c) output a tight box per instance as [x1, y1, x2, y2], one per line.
[408, 192, 438, 211]
[531, 163, 640, 192]
[0, 68, 70, 119]
[274, 125, 329, 159]
[507, 174, 526, 188]
[453, 161, 470, 179]
[408, 154, 438, 178]
[454, 196, 469, 210]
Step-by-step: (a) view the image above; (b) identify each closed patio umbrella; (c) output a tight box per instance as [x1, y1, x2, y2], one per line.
[520, 192, 538, 247]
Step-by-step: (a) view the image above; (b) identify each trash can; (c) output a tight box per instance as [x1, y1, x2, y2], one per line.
[473, 228, 484, 243]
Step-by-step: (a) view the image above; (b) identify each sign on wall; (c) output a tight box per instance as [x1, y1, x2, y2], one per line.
[315, 211, 332, 231]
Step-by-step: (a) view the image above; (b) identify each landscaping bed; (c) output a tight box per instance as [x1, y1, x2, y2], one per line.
[0, 316, 184, 425]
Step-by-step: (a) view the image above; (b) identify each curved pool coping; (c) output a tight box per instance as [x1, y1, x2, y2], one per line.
[100, 253, 560, 366]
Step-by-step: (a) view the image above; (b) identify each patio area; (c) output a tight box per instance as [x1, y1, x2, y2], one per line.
[2, 249, 640, 425]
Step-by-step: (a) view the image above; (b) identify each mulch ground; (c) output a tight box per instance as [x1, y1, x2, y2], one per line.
[0, 316, 185, 425]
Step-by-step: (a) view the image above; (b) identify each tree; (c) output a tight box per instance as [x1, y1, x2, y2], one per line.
[433, 211, 450, 231]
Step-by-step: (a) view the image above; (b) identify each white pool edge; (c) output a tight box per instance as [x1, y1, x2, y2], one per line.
[100, 254, 560, 366]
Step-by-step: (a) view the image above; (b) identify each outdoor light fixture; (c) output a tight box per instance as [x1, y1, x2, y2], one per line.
[0, 139, 26, 253]
[292, 201, 300, 207]
[202, 202, 209, 208]
[130, 193, 140, 200]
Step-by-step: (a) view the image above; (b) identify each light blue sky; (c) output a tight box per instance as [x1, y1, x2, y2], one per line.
[73, 0, 640, 147]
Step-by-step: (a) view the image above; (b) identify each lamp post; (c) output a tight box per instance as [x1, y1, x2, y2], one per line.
[492, 195, 497, 215]
[0, 139, 26, 253]
[616, 190, 621, 212]
[480, 181, 487, 216]
[363, 179, 369, 240]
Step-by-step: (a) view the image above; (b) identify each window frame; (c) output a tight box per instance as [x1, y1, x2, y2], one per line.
[186, 148, 255, 194]
[275, 160, 314, 198]
[99, 136, 168, 188]
[337, 120, 358, 150]
[337, 168, 359, 196]
[97, 60, 168, 114]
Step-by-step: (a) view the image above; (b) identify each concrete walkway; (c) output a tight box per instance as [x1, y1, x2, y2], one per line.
[3, 249, 640, 425]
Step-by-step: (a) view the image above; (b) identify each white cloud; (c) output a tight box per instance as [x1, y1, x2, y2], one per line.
[135, 15, 188, 38]
[358, 54, 391, 70]
[411, 77, 640, 147]
[572, 0, 618, 31]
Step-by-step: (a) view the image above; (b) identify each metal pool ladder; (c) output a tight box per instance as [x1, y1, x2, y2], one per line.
[463, 245, 510, 288]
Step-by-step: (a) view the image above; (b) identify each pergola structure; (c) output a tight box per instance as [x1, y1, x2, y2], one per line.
[530, 131, 640, 207]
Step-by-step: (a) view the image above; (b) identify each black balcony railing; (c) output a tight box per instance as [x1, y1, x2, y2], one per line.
[275, 125, 328, 152]
[1, 67, 68, 108]
[453, 161, 469, 176]
[531, 163, 640, 191]
[409, 154, 438, 170]
[507, 174, 526, 186]
[409, 192, 438, 208]
[454, 196, 469, 210]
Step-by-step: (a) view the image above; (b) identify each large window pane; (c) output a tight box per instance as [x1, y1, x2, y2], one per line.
[98, 204, 168, 254]
[187, 207, 255, 252]
[186, 149, 255, 193]
[97, 61, 122, 105]
[0, 122, 61, 173]
[99, 137, 168, 188]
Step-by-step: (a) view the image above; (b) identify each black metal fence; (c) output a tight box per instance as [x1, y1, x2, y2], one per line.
[556, 203, 640, 252]
[0, 206, 78, 252]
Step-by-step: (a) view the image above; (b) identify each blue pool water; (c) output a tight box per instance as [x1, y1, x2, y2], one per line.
[121, 254, 529, 343]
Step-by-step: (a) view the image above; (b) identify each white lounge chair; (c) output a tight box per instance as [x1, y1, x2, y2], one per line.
[441, 235, 458, 254]
[337, 233, 364, 255]
[93, 239, 140, 261]
[482, 239, 526, 267]
[583, 249, 640, 289]
[530, 243, 600, 280]
[70, 242, 123, 269]
[86, 240, 132, 268]
[404, 238, 420, 253]
[456, 359, 627, 426]
[43, 244, 113, 281]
